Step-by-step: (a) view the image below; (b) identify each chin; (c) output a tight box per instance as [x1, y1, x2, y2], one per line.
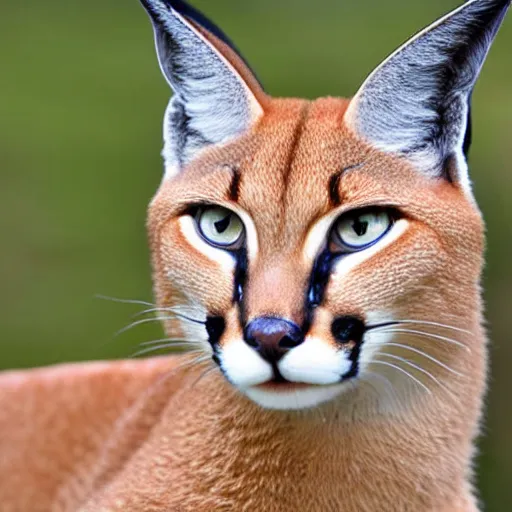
[243, 382, 347, 410]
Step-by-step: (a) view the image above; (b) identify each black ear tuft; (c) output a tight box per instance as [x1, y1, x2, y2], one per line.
[139, 0, 265, 178]
[346, 0, 511, 191]
[144, 0, 263, 86]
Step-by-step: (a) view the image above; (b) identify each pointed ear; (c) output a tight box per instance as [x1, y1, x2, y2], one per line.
[345, 0, 510, 191]
[140, 0, 266, 178]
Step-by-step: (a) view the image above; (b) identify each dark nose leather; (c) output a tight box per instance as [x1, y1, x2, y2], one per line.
[244, 317, 304, 363]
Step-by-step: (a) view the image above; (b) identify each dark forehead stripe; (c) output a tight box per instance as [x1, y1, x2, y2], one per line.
[328, 171, 344, 207]
[282, 103, 311, 191]
[328, 162, 366, 206]
[228, 167, 241, 202]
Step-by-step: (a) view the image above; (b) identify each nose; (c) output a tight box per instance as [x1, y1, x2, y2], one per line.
[244, 317, 305, 364]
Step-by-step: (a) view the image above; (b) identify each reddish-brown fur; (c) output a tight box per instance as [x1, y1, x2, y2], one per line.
[2, 0, 502, 507]
[0, 98, 485, 511]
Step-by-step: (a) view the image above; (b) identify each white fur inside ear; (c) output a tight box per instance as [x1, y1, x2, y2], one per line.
[344, 0, 510, 198]
[162, 99, 182, 181]
[145, 0, 264, 178]
[178, 216, 235, 273]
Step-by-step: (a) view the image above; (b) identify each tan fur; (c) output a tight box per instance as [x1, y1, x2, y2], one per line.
[0, 1, 497, 509]
[0, 97, 486, 511]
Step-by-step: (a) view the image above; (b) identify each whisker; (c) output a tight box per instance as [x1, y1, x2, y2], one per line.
[390, 320, 472, 335]
[366, 321, 401, 330]
[366, 339, 464, 377]
[134, 307, 173, 317]
[135, 306, 199, 317]
[187, 365, 219, 391]
[97, 295, 206, 337]
[139, 342, 195, 351]
[164, 312, 206, 325]
[360, 371, 400, 409]
[95, 294, 156, 308]
[379, 353, 453, 394]
[139, 338, 198, 347]
[157, 353, 214, 379]
[371, 359, 432, 395]
[131, 343, 201, 358]
[115, 316, 175, 337]
[373, 327, 469, 350]
[133, 307, 205, 325]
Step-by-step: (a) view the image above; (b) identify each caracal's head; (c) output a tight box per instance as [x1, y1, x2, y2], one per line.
[141, 0, 510, 410]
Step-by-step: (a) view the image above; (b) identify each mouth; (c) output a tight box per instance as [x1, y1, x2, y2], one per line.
[255, 379, 319, 393]
[213, 314, 372, 410]
[245, 379, 347, 410]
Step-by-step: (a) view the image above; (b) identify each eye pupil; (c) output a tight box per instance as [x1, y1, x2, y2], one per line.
[214, 215, 231, 234]
[332, 209, 393, 252]
[352, 218, 368, 237]
[196, 206, 244, 249]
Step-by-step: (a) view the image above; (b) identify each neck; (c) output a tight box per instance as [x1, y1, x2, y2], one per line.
[84, 337, 484, 512]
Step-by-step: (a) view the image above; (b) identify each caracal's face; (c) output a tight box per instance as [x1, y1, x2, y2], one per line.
[140, 0, 507, 411]
[148, 98, 483, 410]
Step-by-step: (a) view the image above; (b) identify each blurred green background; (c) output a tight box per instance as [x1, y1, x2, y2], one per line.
[0, 0, 510, 508]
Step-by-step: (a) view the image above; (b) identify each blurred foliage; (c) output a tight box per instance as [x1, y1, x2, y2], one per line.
[0, 0, 511, 508]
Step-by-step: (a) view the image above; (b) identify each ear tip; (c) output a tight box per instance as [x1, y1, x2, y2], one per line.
[465, 0, 512, 16]
[138, 0, 187, 20]
[466, 0, 512, 38]
[140, 0, 265, 90]
[138, 0, 238, 54]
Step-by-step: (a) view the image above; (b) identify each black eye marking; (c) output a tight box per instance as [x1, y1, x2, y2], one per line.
[233, 247, 248, 326]
[328, 162, 367, 206]
[332, 316, 366, 344]
[206, 316, 226, 366]
[331, 316, 366, 380]
[229, 167, 241, 202]
[206, 316, 226, 345]
[328, 172, 344, 207]
[306, 250, 336, 309]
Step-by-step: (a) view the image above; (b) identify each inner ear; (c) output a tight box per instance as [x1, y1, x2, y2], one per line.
[140, 0, 266, 178]
[344, 0, 511, 190]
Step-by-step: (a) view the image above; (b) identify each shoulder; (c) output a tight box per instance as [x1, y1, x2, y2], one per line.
[0, 356, 185, 510]
[0, 357, 180, 430]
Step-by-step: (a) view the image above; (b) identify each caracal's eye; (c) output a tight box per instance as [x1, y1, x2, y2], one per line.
[197, 206, 244, 249]
[332, 209, 393, 252]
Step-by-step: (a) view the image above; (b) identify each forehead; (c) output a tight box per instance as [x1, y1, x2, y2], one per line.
[235, 97, 374, 253]
[158, 96, 422, 255]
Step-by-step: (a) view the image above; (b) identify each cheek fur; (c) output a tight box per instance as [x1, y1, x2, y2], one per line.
[325, 221, 446, 313]
[178, 216, 236, 273]
[159, 219, 235, 312]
